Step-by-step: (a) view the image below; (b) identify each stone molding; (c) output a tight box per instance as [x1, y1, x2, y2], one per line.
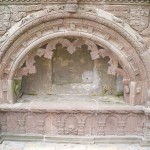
[0, 0, 150, 5]
[0, 5, 150, 38]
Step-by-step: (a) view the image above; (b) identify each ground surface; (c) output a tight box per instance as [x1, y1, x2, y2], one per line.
[0, 142, 150, 150]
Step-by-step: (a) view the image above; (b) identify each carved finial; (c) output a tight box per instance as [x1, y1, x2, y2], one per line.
[65, 0, 78, 13]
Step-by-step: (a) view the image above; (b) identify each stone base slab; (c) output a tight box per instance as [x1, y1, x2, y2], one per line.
[0, 134, 150, 146]
[0, 100, 150, 146]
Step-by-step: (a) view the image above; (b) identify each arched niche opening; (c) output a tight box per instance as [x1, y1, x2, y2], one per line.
[13, 37, 127, 104]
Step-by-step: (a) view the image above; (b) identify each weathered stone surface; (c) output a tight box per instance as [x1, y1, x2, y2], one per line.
[0, 142, 150, 150]
[0, 0, 150, 145]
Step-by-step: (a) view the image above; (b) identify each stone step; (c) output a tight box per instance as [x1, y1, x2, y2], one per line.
[0, 142, 149, 150]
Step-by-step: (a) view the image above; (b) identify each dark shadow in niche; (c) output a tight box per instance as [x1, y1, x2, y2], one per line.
[15, 38, 124, 104]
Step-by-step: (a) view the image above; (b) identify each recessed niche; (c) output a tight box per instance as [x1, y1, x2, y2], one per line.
[15, 37, 125, 102]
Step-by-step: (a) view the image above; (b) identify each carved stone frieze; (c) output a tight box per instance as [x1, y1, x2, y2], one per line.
[0, 111, 145, 136]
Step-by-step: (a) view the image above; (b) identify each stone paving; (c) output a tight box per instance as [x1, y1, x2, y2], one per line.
[0, 141, 150, 150]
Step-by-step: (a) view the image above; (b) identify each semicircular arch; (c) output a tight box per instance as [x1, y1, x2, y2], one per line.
[0, 7, 148, 105]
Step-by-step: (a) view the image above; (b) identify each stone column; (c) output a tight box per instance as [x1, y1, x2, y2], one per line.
[1, 120, 7, 133]
[98, 122, 105, 135]
[18, 119, 26, 134]
[58, 121, 65, 135]
[78, 122, 85, 135]
[137, 124, 144, 136]
[37, 120, 45, 134]
[144, 113, 150, 137]
[118, 121, 125, 135]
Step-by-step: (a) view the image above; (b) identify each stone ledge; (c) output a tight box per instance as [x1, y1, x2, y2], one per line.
[0, 95, 145, 113]
[0, 134, 150, 146]
[0, 0, 150, 5]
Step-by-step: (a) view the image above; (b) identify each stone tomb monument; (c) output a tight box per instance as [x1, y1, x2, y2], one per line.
[0, 0, 150, 145]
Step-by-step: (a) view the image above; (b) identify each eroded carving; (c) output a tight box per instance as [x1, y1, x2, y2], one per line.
[9, 5, 42, 22]
[0, 5, 43, 36]
[65, 0, 78, 13]
[0, 112, 145, 136]
[0, 2, 149, 143]
[130, 7, 150, 32]
[0, 6, 10, 35]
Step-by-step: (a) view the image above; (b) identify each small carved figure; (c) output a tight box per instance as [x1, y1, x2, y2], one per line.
[65, 125, 78, 135]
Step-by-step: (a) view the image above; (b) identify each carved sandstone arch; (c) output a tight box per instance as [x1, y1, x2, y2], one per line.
[0, 6, 149, 105]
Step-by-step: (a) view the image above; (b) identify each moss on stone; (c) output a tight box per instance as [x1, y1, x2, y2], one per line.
[13, 79, 22, 98]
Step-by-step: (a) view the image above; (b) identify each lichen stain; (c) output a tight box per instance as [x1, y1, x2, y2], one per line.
[80, 58, 85, 63]
[61, 60, 70, 66]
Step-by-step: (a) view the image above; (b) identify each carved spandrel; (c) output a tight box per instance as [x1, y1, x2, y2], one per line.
[0, 6, 10, 35]
[0, 5, 43, 37]
[130, 7, 150, 32]
[9, 5, 43, 22]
